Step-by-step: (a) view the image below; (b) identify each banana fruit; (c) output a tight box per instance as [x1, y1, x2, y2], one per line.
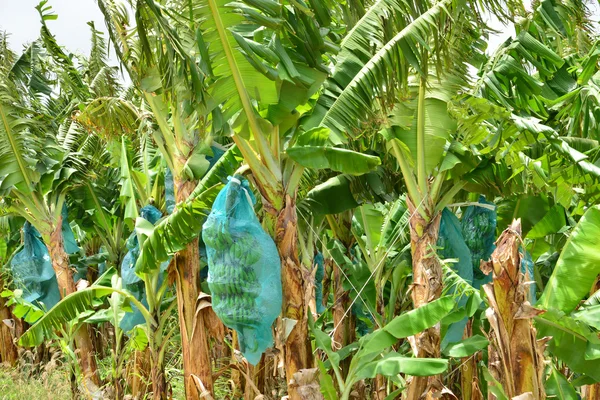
[206, 220, 262, 351]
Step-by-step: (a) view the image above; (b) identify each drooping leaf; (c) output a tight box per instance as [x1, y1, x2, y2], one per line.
[355, 353, 449, 379]
[535, 309, 600, 381]
[384, 296, 455, 339]
[538, 205, 600, 313]
[545, 366, 578, 400]
[287, 146, 381, 176]
[19, 285, 151, 347]
[526, 205, 567, 239]
[442, 335, 489, 358]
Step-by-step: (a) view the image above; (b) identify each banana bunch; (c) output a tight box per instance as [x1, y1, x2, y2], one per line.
[207, 223, 263, 349]
[203, 224, 233, 250]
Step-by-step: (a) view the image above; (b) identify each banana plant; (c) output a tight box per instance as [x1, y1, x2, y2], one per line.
[94, 0, 231, 394]
[97, 2, 381, 398]
[309, 1, 495, 395]
[16, 267, 171, 398]
[310, 295, 459, 400]
[0, 3, 125, 384]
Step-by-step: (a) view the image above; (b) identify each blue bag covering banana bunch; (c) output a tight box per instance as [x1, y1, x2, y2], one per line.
[203, 175, 282, 365]
[437, 208, 473, 348]
[120, 205, 169, 332]
[314, 252, 325, 314]
[10, 205, 80, 310]
[461, 196, 497, 288]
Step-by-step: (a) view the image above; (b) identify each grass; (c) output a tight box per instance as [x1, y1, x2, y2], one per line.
[0, 365, 72, 400]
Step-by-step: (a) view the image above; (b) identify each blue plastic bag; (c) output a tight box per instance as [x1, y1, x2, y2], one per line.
[314, 252, 325, 314]
[202, 175, 282, 365]
[120, 205, 169, 332]
[520, 249, 536, 303]
[437, 209, 473, 348]
[10, 205, 80, 310]
[461, 197, 497, 288]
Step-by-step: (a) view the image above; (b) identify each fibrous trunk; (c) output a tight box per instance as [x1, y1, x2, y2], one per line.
[127, 347, 151, 399]
[406, 200, 442, 400]
[0, 280, 18, 366]
[275, 194, 314, 400]
[150, 348, 167, 400]
[174, 179, 213, 399]
[482, 219, 545, 399]
[48, 220, 100, 389]
[460, 321, 482, 400]
[332, 259, 355, 379]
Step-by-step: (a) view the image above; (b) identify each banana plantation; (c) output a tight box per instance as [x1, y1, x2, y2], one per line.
[2, 0, 600, 398]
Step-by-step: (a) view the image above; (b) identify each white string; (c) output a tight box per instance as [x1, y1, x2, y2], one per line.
[229, 176, 254, 206]
[301, 194, 427, 340]
[327, 195, 427, 338]
[300, 212, 380, 326]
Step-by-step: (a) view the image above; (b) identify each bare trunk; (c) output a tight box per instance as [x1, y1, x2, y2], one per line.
[0, 279, 18, 366]
[48, 221, 100, 388]
[275, 194, 314, 400]
[460, 321, 482, 400]
[406, 201, 443, 400]
[174, 179, 213, 399]
[482, 220, 545, 399]
[332, 260, 355, 379]
[127, 348, 151, 399]
[372, 291, 388, 400]
[150, 348, 167, 400]
[584, 384, 600, 400]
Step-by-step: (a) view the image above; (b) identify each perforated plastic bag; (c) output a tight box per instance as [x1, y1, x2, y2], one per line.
[461, 197, 497, 288]
[437, 208, 473, 347]
[120, 205, 169, 332]
[10, 205, 80, 309]
[314, 252, 325, 313]
[202, 175, 282, 365]
[11, 223, 55, 304]
[520, 249, 536, 303]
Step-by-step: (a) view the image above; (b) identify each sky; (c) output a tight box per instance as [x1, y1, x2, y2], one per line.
[1, 1, 598, 73]
[0, 0, 524, 60]
[0, 0, 114, 59]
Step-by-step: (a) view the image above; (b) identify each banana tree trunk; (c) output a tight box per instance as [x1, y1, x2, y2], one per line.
[482, 220, 545, 399]
[127, 347, 151, 399]
[332, 259, 355, 379]
[275, 194, 314, 400]
[0, 281, 18, 366]
[373, 287, 387, 400]
[174, 179, 213, 399]
[47, 221, 101, 388]
[406, 201, 443, 400]
[150, 348, 167, 400]
[460, 321, 482, 400]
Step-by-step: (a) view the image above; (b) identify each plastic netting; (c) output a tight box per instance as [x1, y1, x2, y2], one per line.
[202, 175, 282, 365]
[352, 302, 372, 336]
[461, 196, 497, 289]
[521, 249, 536, 303]
[10, 206, 80, 309]
[120, 205, 169, 332]
[314, 252, 325, 314]
[165, 167, 176, 214]
[437, 208, 473, 347]
[11, 223, 55, 305]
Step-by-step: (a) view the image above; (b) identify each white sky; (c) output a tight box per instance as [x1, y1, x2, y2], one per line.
[1, 1, 598, 72]
[0, 0, 113, 58]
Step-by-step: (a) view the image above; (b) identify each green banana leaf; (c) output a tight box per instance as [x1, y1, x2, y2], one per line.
[538, 205, 600, 313]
